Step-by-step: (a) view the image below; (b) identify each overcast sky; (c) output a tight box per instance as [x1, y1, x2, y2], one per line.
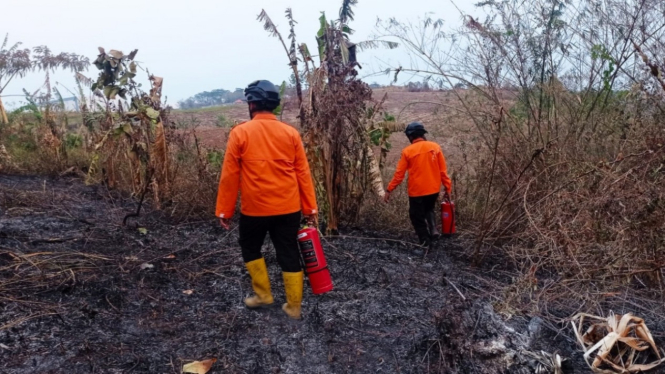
[3, 0, 481, 107]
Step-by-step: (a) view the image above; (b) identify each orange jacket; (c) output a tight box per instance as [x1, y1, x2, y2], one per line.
[387, 138, 452, 197]
[215, 112, 318, 219]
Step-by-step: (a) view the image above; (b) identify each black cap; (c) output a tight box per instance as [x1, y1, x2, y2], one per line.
[404, 121, 428, 136]
[244, 80, 280, 109]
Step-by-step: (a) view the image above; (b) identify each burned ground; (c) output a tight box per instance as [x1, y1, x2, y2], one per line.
[0, 175, 650, 373]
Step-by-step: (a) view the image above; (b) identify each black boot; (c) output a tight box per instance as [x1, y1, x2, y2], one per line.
[427, 211, 440, 242]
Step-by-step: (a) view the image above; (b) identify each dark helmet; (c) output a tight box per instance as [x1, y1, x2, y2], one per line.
[404, 122, 428, 137]
[244, 80, 281, 110]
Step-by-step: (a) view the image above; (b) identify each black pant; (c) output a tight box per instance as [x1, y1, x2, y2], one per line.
[239, 212, 302, 272]
[409, 193, 438, 246]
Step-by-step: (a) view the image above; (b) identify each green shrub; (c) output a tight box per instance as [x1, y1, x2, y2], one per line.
[65, 133, 83, 149]
[207, 150, 224, 169]
[216, 114, 231, 128]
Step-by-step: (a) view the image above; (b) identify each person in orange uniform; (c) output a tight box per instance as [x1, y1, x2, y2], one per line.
[384, 122, 452, 249]
[216, 80, 318, 320]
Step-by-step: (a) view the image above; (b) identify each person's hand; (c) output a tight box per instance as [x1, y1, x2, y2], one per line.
[305, 214, 318, 226]
[383, 191, 392, 203]
[219, 217, 231, 230]
[442, 190, 451, 201]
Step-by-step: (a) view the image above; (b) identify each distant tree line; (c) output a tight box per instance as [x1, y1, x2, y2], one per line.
[405, 81, 433, 92]
[176, 80, 458, 109]
[404, 81, 466, 92]
[178, 88, 245, 109]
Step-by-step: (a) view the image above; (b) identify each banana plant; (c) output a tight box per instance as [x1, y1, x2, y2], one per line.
[258, 0, 399, 233]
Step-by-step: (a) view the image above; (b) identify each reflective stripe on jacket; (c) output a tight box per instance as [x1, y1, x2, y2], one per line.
[215, 112, 318, 218]
[387, 138, 452, 197]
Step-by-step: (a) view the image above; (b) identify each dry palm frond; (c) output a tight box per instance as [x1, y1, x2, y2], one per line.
[258, 10, 279, 37]
[149, 75, 163, 103]
[355, 40, 399, 51]
[285, 8, 298, 65]
[339, 0, 358, 24]
[75, 72, 93, 87]
[377, 120, 407, 133]
[365, 145, 385, 198]
[258, 9, 303, 109]
[571, 312, 665, 373]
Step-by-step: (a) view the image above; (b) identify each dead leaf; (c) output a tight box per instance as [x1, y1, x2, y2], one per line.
[587, 332, 619, 368]
[183, 290, 194, 295]
[138, 227, 148, 235]
[140, 263, 154, 270]
[572, 312, 664, 373]
[182, 358, 216, 374]
[164, 254, 176, 259]
[618, 336, 649, 351]
[145, 107, 160, 120]
[627, 359, 665, 372]
[635, 323, 660, 358]
[109, 50, 124, 59]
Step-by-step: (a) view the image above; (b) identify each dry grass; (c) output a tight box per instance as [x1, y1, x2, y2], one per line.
[0, 249, 111, 297]
[432, 89, 665, 327]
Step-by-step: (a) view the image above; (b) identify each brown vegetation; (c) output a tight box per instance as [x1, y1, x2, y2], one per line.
[257, 5, 404, 233]
[372, 0, 665, 322]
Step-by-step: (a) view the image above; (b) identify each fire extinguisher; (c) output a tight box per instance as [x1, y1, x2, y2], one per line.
[441, 196, 457, 235]
[297, 226, 334, 295]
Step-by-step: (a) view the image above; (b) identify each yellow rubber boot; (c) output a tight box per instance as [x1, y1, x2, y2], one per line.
[244, 258, 274, 308]
[282, 271, 304, 320]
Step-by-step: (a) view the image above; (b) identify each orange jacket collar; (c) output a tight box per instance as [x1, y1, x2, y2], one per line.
[411, 138, 425, 144]
[252, 112, 277, 121]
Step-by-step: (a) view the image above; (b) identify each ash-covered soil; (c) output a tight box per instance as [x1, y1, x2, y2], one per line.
[0, 175, 588, 373]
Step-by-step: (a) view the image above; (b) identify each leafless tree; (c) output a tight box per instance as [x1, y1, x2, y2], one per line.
[0, 34, 89, 123]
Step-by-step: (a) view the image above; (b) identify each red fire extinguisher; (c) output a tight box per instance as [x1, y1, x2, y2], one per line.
[297, 226, 334, 295]
[441, 197, 456, 235]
